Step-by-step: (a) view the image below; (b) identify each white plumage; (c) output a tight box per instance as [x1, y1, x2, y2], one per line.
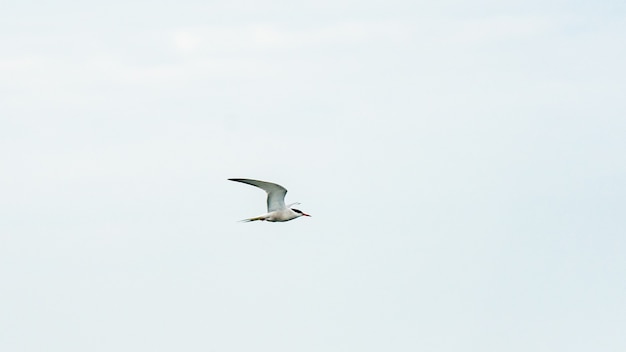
[228, 178, 311, 222]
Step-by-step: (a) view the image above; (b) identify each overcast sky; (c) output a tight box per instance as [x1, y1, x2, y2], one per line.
[2, 1, 625, 351]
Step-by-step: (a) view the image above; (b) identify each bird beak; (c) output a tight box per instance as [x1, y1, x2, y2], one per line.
[302, 213, 311, 217]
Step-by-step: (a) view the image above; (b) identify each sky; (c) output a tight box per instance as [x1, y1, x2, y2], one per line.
[1, 1, 625, 351]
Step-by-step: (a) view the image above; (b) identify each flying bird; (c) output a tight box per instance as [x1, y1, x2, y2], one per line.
[228, 178, 311, 222]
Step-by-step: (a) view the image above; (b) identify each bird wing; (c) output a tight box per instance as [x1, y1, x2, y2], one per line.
[228, 178, 288, 212]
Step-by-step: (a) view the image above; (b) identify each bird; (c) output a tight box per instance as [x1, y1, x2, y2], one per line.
[228, 178, 311, 222]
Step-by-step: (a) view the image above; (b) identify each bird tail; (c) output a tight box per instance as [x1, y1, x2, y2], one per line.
[239, 215, 266, 222]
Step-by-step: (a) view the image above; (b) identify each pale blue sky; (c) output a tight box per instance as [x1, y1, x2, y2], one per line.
[1, 1, 625, 351]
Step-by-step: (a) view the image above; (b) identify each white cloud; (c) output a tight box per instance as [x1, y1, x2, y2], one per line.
[0, 57, 39, 72]
[444, 15, 557, 45]
[172, 31, 202, 53]
[170, 21, 411, 54]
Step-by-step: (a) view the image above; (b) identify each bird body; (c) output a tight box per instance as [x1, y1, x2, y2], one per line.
[228, 178, 311, 222]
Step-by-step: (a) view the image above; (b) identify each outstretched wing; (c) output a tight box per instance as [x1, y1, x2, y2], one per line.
[228, 178, 288, 212]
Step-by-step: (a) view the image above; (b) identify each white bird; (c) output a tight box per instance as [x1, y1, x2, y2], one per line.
[228, 178, 311, 222]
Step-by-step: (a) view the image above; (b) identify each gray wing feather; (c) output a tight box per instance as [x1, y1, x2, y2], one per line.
[228, 178, 288, 212]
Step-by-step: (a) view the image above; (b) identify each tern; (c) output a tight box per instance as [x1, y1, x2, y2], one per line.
[228, 178, 311, 222]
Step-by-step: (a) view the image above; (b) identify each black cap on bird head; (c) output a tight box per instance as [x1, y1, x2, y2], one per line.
[291, 208, 311, 217]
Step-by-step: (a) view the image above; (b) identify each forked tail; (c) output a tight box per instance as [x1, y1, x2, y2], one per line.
[239, 215, 267, 222]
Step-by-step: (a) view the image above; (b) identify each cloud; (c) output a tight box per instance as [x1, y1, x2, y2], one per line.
[167, 16, 564, 60]
[170, 21, 411, 54]
[443, 16, 557, 45]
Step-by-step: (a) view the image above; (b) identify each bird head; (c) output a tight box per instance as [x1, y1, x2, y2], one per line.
[291, 208, 311, 217]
